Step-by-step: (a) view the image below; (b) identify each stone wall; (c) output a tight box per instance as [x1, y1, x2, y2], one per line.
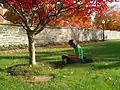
[0, 25, 27, 46]
[0, 24, 120, 46]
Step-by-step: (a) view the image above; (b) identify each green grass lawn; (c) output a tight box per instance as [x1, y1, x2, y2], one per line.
[0, 40, 120, 90]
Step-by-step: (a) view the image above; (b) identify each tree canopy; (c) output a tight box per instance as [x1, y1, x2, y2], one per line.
[0, 0, 112, 65]
[1, 0, 110, 29]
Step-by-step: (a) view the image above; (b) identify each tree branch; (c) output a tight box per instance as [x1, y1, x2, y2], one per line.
[4, 2, 31, 31]
[34, 19, 50, 35]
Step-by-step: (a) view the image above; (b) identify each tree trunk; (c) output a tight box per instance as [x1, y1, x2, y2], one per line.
[27, 32, 36, 65]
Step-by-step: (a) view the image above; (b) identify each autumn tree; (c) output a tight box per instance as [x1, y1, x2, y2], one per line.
[94, 6, 120, 30]
[49, 12, 92, 28]
[0, 0, 110, 65]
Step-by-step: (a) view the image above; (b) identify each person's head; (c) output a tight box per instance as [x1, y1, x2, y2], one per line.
[68, 40, 77, 48]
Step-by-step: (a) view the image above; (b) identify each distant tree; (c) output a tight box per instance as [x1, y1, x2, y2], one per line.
[0, 0, 110, 65]
[95, 6, 120, 30]
[105, 11, 120, 30]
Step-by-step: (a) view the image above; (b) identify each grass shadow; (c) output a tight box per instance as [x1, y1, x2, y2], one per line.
[6, 64, 28, 76]
[36, 49, 72, 57]
[48, 61, 66, 69]
[35, 49, 72, 62]
[93, 61, 120, 69]
[0, 64, 28, 76]
[0, 56, 28, 60]
[83, 41, 120, 63]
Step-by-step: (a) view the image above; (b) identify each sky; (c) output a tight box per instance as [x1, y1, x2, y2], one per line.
[114, 2, 120, 11]
[108, 2, 120, 11]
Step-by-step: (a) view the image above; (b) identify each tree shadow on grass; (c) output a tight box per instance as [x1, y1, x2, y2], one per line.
[36, 49, 74, 69]
[0, 56, 28, 60]
[0, 64, 28, 76]
[0, 68, 4, 72]
[36, 49, 72, 57]
[48, 60, 94, 69]
[35, 49, 72, 63]
[48, 61, 66, 69]
[93, 58, 120, 63]
[93, 61, 120, 69]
